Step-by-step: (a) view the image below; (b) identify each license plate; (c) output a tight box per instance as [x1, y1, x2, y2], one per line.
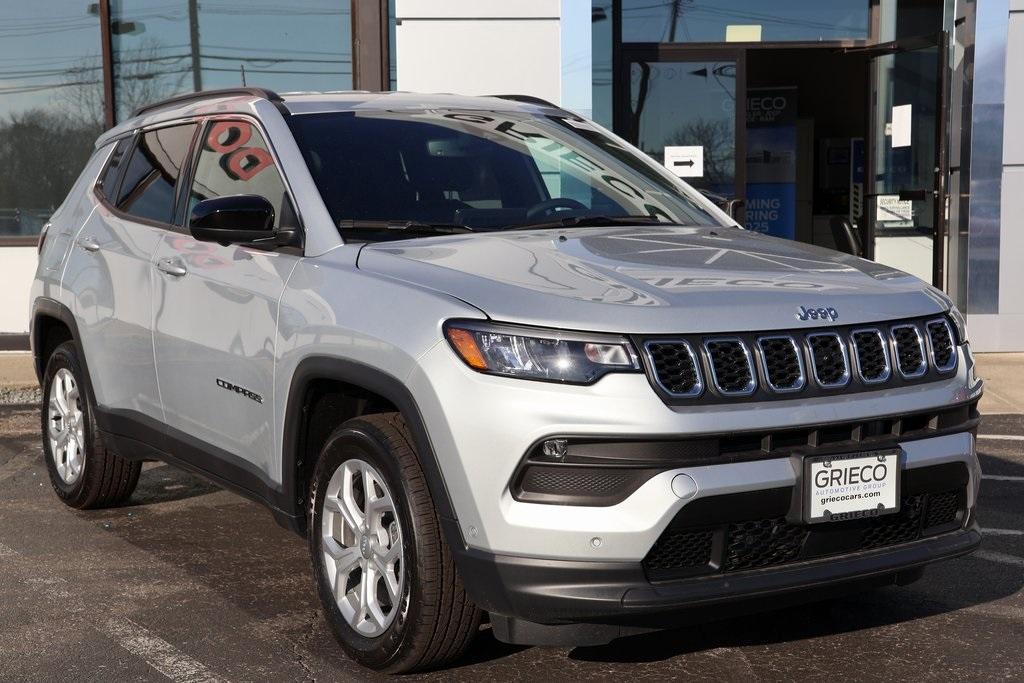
[804, 449, 901, 523]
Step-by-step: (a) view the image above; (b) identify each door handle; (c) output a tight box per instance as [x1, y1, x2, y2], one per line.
[156, 257, 187, 277]
[75, 236, 100, 252]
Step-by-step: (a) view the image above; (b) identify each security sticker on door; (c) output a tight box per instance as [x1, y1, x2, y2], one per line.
[804, 449, 900, 523]
[664, 146, 703, 178]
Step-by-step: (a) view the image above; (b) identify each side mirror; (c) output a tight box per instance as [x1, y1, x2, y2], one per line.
[190, 194, 276, 245]
[697, 189, 744, 224]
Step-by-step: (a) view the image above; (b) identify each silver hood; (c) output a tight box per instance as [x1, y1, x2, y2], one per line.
[357, 225, 948, 334]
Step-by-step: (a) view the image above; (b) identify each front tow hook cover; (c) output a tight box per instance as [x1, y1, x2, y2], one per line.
[671, 473, 698, 499]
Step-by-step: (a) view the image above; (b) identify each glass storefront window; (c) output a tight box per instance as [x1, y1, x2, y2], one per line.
[628, 59, 736, 195]
[110, 0, 353, 122]
[591, 1, 613, 127]
[621, 0, 870, 43]
[0, 2, 104, 238]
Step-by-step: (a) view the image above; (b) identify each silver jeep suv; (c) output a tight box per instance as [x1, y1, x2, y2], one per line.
[30, 89, 983, 673]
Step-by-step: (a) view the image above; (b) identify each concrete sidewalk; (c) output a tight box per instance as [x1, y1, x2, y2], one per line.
[1, 350, 1021, 412]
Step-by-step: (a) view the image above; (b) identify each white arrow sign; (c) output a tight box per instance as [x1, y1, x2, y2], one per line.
[663, 145, 704, 178]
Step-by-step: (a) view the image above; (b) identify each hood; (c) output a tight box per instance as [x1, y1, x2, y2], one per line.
[357, 225, 948, 334]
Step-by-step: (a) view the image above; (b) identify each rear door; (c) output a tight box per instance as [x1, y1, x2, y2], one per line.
[63, 124, 197, 422]
[151, 117, 302, 483]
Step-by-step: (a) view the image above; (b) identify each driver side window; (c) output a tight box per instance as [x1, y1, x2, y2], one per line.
[189, 119, 295, 230]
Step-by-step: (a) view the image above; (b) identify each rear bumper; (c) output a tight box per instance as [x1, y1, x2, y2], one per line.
[459, 523, 980, 645]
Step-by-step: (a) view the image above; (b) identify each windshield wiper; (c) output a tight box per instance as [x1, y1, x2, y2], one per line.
[504, 214, 672, 231]
[338, 219, 475, 235]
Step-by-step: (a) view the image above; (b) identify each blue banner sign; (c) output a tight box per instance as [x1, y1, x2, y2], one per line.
[746, 88, 798, 239]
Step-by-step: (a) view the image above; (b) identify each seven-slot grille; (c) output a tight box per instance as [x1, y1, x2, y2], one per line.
[643, 316, 958, 400]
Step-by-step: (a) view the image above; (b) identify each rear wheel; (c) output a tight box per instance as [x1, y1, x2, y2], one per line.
[41, 341, 140, 508]
[309, 413, 481, 672]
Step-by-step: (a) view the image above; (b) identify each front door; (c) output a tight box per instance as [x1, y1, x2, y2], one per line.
[152, 118, 301, 484]
[858, 33, 948, 287]
[621, 47, 746, 216]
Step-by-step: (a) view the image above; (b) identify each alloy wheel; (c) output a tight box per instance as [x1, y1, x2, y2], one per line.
[48, 367, 85, 485]
[321, 458, 406, 637]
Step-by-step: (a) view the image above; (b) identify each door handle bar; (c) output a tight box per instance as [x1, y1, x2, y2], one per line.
[156, 258, 187, 277]
[75, 236, 100, 252]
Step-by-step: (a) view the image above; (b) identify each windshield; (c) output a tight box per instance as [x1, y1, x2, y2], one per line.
[286, 108, 726, 238]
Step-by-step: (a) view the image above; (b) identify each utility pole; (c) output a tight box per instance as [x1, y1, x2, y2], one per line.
[188, 0, 202, 91]
[667, 0, 681, 42]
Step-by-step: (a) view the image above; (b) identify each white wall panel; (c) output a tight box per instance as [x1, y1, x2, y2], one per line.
[395, 0, 561, 104]
[0, 248, 36, 334]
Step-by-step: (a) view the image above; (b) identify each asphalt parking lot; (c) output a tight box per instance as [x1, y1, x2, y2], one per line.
[0, 406, 1021, 682]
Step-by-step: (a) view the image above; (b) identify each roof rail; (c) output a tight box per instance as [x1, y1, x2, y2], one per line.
[488, 94, 561, 109]
[131, 87, 283, 118]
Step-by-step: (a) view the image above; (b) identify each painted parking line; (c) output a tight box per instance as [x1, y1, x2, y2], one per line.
[100, 617, 227, 683]
[975, 550, 1024, 569]
[977, 435, 1024, 442]
[982, 474, 1024, 482]
[981, 528, 1024, 536]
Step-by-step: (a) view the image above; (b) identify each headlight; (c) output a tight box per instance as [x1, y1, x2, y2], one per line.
[443, 320, 639, 384]
[948, 305, 968, 344]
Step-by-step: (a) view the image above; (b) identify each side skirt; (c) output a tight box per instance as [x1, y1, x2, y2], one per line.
[96, 407, 303, 534]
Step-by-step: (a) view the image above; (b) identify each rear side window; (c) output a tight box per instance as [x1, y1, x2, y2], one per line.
[116, 123, 197, 224]
[188, 119, 293, 230]
[97, 137, 132, 201]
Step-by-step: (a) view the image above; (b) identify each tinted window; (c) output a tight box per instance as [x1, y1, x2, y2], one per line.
[189, 120, 292, 230]
[116, 124, 197, 223]
[98, 138, 132, 202]
[287, 110, 723, 236]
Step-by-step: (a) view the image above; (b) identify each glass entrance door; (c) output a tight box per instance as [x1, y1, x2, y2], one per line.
[621, 48, 745, 212]
[863, 34, 948, 287]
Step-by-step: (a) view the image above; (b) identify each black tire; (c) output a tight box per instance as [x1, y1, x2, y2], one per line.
[308, 413, 481, 673]
[40, 341, 141, 509]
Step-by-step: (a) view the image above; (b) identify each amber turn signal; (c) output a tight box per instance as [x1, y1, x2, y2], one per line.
[445, 327, 488, 370]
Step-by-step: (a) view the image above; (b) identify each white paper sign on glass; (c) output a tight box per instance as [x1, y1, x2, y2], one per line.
[891, 104, 912, 148]
[663, 145, 704, 178]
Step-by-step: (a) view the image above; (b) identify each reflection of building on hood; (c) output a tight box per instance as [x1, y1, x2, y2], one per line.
[578, 230, 853, 274]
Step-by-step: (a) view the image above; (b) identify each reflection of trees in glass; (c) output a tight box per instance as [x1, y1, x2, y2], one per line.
[0, 109, 100, 234]
[111, 38, 190, 120]
[666, 118, 734, 189]
[0, 40, 192, 235]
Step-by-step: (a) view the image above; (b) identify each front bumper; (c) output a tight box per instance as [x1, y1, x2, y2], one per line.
[410, 341, 983, 562]
[461, 523, 980, 645]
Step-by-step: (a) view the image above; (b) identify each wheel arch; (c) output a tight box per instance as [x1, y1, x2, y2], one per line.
[282, 356, 464, 549]
[31, 298, 92, 401]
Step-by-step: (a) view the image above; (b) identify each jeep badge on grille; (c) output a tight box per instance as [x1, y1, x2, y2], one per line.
[796, 306, 839, 322]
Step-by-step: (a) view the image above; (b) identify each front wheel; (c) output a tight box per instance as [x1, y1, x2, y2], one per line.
[308, 413, 481, 673]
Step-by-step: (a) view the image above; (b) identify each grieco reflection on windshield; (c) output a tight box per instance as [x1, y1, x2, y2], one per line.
[286, 107, 724, 231]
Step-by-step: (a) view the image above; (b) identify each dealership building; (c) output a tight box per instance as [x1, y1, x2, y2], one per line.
[1, 0, 1022, 351]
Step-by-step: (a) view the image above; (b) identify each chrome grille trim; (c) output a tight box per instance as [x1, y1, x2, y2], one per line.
[756, 335, 806, 393]
[891, 323, 928, 378]
[850, 328, 891, 384]
[925, 318, 958, 373]
[806, 332, 851, 388]
[703, 337, 757, 396]
[643, 340, 704, 398]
